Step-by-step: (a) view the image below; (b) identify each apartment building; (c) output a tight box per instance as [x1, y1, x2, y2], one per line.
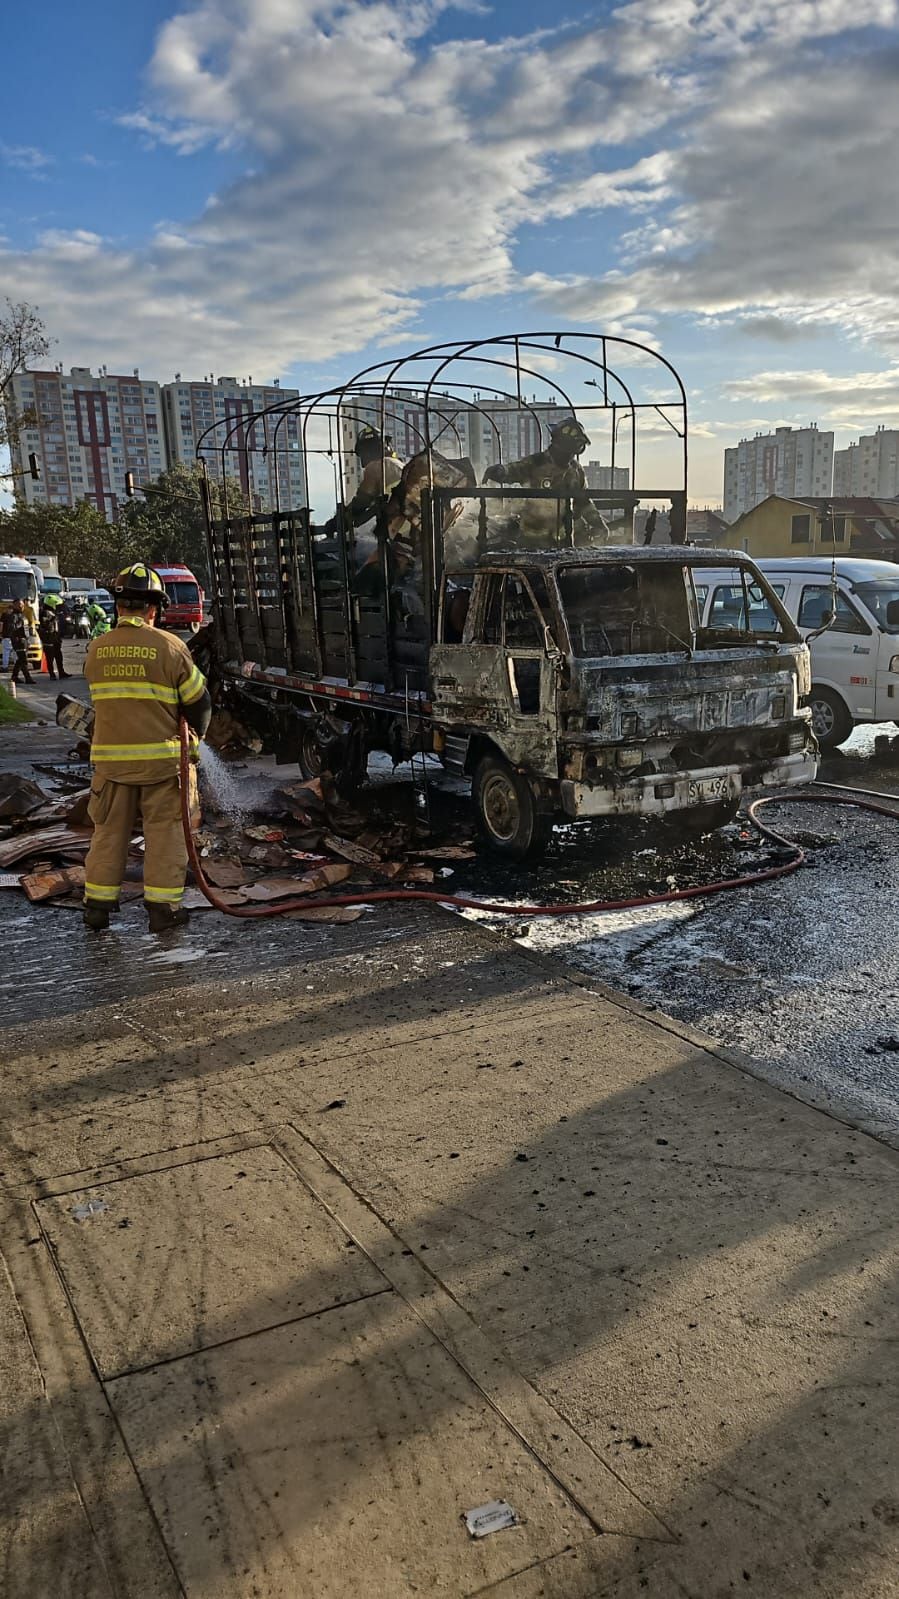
[5, 368, 307, 519]
[6, 366, 166, 521]
[338, 391, 607, 499]
[833, 428, 899, 498]
[723, 425, 833, 522]
[162, 376, 306, 512]
[583, 461, 630, 491]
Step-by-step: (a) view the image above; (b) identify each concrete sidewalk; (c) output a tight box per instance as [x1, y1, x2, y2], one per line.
[1, 900, 897, 1597]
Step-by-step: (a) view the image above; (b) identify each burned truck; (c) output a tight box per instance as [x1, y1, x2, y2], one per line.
[197, 333, 817, 856]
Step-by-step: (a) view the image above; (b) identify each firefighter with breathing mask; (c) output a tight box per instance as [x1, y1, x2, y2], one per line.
[483, 416, 610, 546]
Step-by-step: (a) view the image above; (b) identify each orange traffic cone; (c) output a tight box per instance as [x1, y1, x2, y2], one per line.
[41, 651, 49, 674]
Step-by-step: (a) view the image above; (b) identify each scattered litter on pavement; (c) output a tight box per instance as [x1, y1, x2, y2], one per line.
[179, 887, 219, 911]
[322, 833, 382, 866]
[32, 762, 92, 790]
[239, 863, 354, 900]
[400, 865, 435, 885]
[0, 826, 92, 868]
[71, 1198, 109, 1222]
[463, 1501, 520, 1538]
[203, 860, 249, 889]
[0, 774, 50, 818]
[21, 865, 86, 902]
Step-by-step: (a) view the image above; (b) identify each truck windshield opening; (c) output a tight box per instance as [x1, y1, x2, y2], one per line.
[557, 562, 694, 658]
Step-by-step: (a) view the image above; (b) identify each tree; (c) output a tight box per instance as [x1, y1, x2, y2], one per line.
[119, 463, 249, 585]
[0, 300, 51, 455]
[0, 500, 140, 583]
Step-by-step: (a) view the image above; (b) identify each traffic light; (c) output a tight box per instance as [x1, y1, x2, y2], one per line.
[28, 452, 40, 481]
[125, 470, 135, 498]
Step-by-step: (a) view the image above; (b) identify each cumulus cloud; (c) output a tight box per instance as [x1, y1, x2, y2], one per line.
[723, 364, 899, 425]
[0, 0, 897, 384]
[1, 143, 52, 175]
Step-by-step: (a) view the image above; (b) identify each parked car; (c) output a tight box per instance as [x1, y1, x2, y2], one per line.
[694, 556, 899, 747]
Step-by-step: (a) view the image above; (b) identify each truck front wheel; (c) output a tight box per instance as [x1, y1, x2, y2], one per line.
[473, 755, 552, 859]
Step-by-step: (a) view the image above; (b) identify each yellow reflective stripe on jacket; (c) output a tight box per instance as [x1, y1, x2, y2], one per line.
[179, 664, 206, 705]
[91, 740, 181, 760]
[91, 682, 180, 704]
[144, 885, 186, 903]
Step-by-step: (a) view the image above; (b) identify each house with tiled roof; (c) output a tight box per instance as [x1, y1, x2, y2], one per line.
[716, 494, 899, 561]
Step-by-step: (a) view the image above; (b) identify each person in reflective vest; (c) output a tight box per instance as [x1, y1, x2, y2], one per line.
[87, 600, 110, 638]
[82, 563, 212, 934]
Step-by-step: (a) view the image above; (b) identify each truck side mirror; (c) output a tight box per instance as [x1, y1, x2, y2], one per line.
[886, 599, 899, 626]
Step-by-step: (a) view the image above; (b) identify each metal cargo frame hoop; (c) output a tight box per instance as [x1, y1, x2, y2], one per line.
[196, 330, 688, 690]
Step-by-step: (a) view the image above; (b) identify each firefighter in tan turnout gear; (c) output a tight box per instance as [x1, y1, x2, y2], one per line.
[82, 564, 212, 934]
[483, 416, 611, 547]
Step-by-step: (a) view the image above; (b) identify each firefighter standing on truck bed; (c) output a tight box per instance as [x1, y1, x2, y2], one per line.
[82, 564, 212, 934]
[483, 417, 611, 547]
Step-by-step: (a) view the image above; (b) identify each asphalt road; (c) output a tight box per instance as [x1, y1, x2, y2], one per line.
[4, 654, 898, 1146]
[450, 724, 899, 1148]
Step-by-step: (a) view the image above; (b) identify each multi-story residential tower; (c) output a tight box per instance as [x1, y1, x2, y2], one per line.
[723, 425, 833, 522]
[833, 428, 899, 498]
[161, 376, 305, 512]
[6, 366, 167, 520]
[583, 461, 630, 491]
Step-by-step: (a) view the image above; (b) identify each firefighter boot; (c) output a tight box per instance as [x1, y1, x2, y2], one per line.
[83, 902, 113, 932]
[147, 903, 190, 934]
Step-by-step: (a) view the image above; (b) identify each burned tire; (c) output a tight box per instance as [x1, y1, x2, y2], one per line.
[297, 723, 324, 780]
[662, 796, 741, 837]
[472, 754, 552, 859]
[808, 686, 853, 749]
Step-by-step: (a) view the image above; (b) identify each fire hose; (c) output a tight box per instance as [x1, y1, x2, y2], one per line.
[179, 721, 899, 921]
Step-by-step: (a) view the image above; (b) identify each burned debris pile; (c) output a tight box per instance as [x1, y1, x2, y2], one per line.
[0, 752, 477, 920]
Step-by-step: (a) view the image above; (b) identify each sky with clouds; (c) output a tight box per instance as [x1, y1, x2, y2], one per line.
[3, 0, 899, 502]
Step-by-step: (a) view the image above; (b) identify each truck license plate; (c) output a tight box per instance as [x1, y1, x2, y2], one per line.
[688, 776, 732, 805]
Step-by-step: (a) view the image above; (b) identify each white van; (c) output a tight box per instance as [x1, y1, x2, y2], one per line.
[694, 557, 899, 747]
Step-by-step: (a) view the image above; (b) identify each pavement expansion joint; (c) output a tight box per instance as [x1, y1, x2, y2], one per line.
[273, 1120, 675, 1544]
[104, 1284, 395, 1382]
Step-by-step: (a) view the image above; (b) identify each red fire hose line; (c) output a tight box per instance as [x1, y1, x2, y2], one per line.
[179, 724, 899, 921]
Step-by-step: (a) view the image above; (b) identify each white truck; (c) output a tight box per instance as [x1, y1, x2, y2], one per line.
[0, 554, 42, 670]
[27, 554, 66, 600]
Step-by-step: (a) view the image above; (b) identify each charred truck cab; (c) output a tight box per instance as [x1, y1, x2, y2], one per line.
[196, 331, 817, 857]
[431, 547, 814, 854]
